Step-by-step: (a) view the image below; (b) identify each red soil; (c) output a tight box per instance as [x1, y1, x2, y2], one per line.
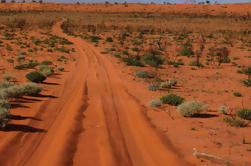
[0, 20, 192, 166]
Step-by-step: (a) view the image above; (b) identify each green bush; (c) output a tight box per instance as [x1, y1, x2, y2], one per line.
[149, 99, 162, 107]
[233, 92, 242, 97]
[177, 101, 203, 117]
[106, 37, 113, 42]
[40, 60, 53, 65]
[160, 93, 184, 106]
[122, 57, 143, 66]
[142, 54, 163, 68]
[236, 108, 251, 120]
[242, 79, 251, 87]
[26, 72, 46, 83]
[39, 65, 54, 77]
[179, 48, 194, 57]
[58, 66, 64, 71]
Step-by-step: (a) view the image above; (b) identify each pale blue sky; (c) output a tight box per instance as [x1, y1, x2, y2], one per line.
[8, 0, 251, 4]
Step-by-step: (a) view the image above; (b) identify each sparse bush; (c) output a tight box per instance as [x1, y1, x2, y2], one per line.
[40, 60, 52, 65]
[136, 70, 150, 78]
[223, 117, 247, 127]
[2, 74, 16, 82]
[58, 66, 64, 71]
[236, 108, 251, 120]
[160, 93, 184, 106]
[147, 84, 159, 91]
[142, 54, 163, 68]
[218, 106, 229, 115]
[149, 99, 162, 107]
[242, 79, 251, 87]
[39, 65, 54, 77]
[26, 72, 46, 83]
[122, 56, 143, 66]
[106, 37, 113, 42]
[169, 78, 178, 86]
[177, 101, 203, 117]
[233, 92, 242, 97]
[160, 81, 172, 89]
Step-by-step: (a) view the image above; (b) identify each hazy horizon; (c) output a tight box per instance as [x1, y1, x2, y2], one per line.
[4, 0, 251, 4]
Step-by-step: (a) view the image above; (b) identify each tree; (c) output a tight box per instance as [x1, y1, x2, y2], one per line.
[206, 0, 210, 4]
[11, 0, 16, 3]
[1, 0, 6, 3]
[39, 0, 43, 4]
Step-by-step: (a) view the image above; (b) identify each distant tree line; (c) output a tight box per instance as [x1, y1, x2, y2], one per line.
[1, 0, 43, 3]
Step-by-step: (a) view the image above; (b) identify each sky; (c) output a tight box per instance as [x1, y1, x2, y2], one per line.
[7, 0, 251, 4]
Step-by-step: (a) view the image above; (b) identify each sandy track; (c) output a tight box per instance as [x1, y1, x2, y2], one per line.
[0, 20, 189, 166]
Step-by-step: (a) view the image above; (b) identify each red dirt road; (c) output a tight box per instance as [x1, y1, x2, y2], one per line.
[0, 20, 190, 166]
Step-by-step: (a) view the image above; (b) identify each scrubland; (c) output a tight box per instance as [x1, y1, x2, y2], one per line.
[0, 3, 250, 166]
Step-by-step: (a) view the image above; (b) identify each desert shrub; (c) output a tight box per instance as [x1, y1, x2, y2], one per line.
[147, 84, 160, 91]
[26, 72, 46, 83]
[160, 81, 172, 89]
[149, 99, 162, 107]
[6, 44, 12, 51]
[0, 106, 10, 128]
[111, 52, 121, 58]
[218, 106, 229, 115]
[189, 61, 204, 67]
[0, 99, 10, 109]
[58, 66, 64, 71]
[40, 60, 52, 65]
[131, 47, 139, 52]
[122, 56, 143, 66]
[136, 70, 151, 78]
[160, 93, 184, 106]
[106, 37, 113, 42]
[55, 46, 70, 53]
[233, 92, 242, 97]
[17, 55, 25, 62]
[90, 36, 101, 42]
[7, 59, 14, 63]
[2, 74, 16, 82]
[15, 62, 28, 70]
[223, 117, 247, 127]
[177, 101, 203, 117]
[179, 48, 194, 57]
[242, 79, 251, 87]
[160, 78, 177, 89]
[236, 108, 251, 120]
[3, 85, 24, 98]
[169, 78, 178, 86]
[39, 65, 54, 77]
[142, 54, 163, 68]
[0, 81, 14, 89]
[19, 82, 42, 96]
